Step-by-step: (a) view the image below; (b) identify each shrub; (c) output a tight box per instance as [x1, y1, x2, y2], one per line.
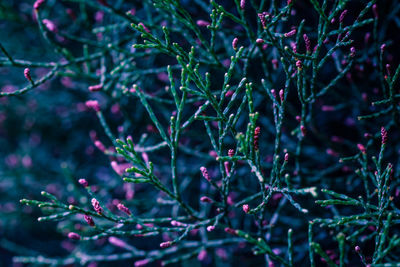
[1, 0, 400, 266]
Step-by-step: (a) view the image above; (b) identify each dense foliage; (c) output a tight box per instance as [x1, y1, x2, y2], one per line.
[1, 0, 400, 266]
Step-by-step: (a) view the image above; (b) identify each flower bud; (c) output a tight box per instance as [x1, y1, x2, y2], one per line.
[68, 232, 81, 240]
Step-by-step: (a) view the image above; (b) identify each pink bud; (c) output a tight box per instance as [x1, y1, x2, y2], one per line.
[138, 22, 150, 33]
[372, 4, 378, 18]
[94, 140, 106, 152]
[242, 204, 250, 213]
[91, 198, 103, 214]
[135, 259, 150, 267]
[284, 153, 289, 162]
[42, 19, 57, 33]
[303, 34, 311, 52]
[232, 37, 239, 50]
[284, 29, 296, 37]
[350, 47, 356, 57]
[355, 246, 361, 253]
[207, 225, 215, 232]
[196, 20, 210, 27]
[85, 100, 100, 112]
[200, 196, 213, 203]
[117, 203, 132, 215]
[339, 10, 347, 23]
[380, 44, 386, 53]
[33, 0, 45, 10]
[254, 126, 261, 150]
[68, 232, 81, 240]
[300, 125, 306, 136]
[357, 144, 366, 154]
[197, 250, 208, 261]
[109, 236, 128, 248]
[279, 89, 284, 102]
[256, 38, 264, 44]
[386, 64, 391, 76]
[296, 60, 302, 69]
[160, 241, 172, 248]
[171, 220, 186, 227]
[84, 215, 95, 227]
[258, 13, 267, 28]
[240, 0, 245, 9]
[224, 161, 230, 175]
[78, 178, 89, 187]
[200, 166, 211, 181]
[228, 149, 234, 157]
[24, 68, 32, 82]
[381, 127, 387, 145]
[224, 227, 237, 235]
[88, 84, 102, 92]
